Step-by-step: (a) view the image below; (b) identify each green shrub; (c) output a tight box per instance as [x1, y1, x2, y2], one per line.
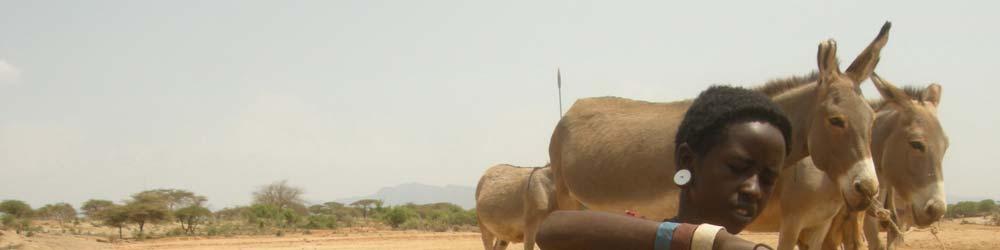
[242, 204, 301, 229]
[400, 219, 422, 230]
[381, 206, 417, 228]
[447, 209, 477, 226]
[979, 199, 998, 214]
[947, 201, 980, 218]
[1, 214, 14, 228]
[337, 215, 356, 227]
[205, 223, 239, 236]
[165, 228, 186, 237]
[426, 220, 448, 232]
[304, 215, 338, 229]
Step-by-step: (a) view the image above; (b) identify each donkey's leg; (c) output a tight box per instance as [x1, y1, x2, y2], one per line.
[841, 211, 864, 250]
[821, 209, 847, 250]
[523, 221, 539, 250]
[863, 214, 884, 250]
[778, 220, 804, 250]
[802, 224, 832, 250]
[479, 227, 495, 250]
[493, 240, 509, 250]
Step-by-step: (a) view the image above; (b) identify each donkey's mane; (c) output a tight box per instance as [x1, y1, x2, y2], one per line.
[869, 85, 931, 110]
[753, 72, 820, 97]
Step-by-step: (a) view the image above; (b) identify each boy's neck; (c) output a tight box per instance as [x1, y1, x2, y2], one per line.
[670, 194, 704, 224]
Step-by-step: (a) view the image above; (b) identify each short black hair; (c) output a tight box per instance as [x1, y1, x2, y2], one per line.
[675, 85, 792, 158]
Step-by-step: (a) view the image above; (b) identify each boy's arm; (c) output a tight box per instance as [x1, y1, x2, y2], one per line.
[536, 210, 767, 250]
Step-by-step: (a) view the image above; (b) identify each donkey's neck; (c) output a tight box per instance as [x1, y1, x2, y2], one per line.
[770, 83, 819, 166]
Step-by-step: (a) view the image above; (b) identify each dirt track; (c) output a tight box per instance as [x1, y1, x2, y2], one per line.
[2, 219, 998, 249]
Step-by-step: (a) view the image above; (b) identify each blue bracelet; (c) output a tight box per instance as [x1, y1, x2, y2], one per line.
[654, 221, 679, 250]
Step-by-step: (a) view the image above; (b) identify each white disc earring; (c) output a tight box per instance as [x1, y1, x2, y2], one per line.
[674, 169, 691, 186]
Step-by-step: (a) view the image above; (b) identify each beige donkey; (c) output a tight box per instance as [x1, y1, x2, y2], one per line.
[548, 22, 891, 221]
[747, 74, 948, 250]
[864, 74, 947, 250]
[824, 75, 949, 250]
[476, 164, 556, 250]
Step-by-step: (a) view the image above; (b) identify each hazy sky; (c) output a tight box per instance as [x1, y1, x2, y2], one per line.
[1, 1, 996, 209]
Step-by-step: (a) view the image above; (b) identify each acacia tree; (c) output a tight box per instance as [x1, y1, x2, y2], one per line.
[101, 205, 129, 239]
[213, 206, 248, 221]
[135, 189, 206, 211]
[125, 191, 171, 237]
[253, 180, 306, 215]
[0, 200, 33, 234]
[325, 202, 362, 220]
[308, 204, 329, 215]
[324, 202, 346, 210]
[81, 199, 115, 220]
[0, 200, 32, 218]
[175, 205, 212, 234]
[350, 199, 382, 219]
[36, 202, 77, 224]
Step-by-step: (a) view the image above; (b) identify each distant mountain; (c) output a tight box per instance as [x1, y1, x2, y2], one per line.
[336, 183, 476, 209]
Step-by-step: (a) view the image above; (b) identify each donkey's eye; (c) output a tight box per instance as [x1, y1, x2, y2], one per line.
[828, 117, 846, 128]
[909, 141, 926, 152]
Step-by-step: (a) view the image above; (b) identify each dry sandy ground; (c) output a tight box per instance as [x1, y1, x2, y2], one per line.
[2, 219, 998, 249]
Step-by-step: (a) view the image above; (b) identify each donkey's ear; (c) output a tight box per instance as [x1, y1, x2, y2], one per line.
[870, 73, 911, 107]
[923, 83, 942, 107]
[845, 22, 891, 85]
[817, 39, 841, 84]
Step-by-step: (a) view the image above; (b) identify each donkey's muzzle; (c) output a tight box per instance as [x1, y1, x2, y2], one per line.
[854, 179, 878, 198]
[924, 199, 946, 223]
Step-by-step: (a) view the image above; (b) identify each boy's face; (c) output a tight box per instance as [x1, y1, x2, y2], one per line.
[685, 121, 786, 233]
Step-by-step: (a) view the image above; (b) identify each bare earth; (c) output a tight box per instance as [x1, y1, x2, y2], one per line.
[2, 219, 998, 250]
